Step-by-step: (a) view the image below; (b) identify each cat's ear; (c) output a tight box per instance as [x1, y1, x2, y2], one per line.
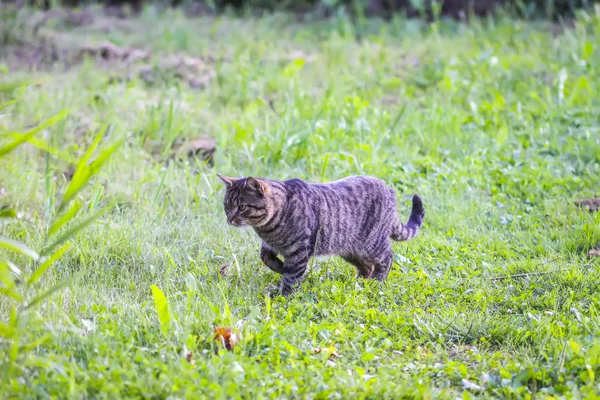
[246, 177, 270, 195]
[217, 174, 238, 187]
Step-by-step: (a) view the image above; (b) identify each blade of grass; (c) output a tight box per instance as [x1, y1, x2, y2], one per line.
[0, 287, 23, 301]
[0, 99, 16, 112]
[41, 202, 115, 256]
[47, 201, 82, 237]
[28, 243, 72, 285]
[0, 109, 69, 157]
[58, 133, 124, 213]
[26, 280, 71, 310]
[0, 259, 16, 288]
[0, 236, 40, 261]
[57, 128, 105, 212]
[8, 134, 76, 163]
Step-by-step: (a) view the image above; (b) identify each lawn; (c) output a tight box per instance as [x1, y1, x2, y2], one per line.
[1, 5, 600, 398]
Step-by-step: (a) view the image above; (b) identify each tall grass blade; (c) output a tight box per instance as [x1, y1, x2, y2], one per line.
[0, 109, 69, 157]
[0, 236, 39, 260]
[57, 129, 105, 212]
[26, 280, 71, 310]
[0, 100, 16, 112]
[8, 134, 76, 163]
[58, 133, 124, 213]
[0, 259, 16, 288]
[0, 287, 23, 302]
[28, 243, 71, 285]
[41, 202, 115, 256]
[47, 201, 82, 237]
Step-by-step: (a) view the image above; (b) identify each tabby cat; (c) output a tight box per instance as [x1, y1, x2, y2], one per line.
[217, 175, 424, 296]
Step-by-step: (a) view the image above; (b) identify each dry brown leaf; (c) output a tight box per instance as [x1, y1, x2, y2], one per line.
[171, 136, 217, 167]
[214, 326, 240, 352]
[219, 263, 233, 277]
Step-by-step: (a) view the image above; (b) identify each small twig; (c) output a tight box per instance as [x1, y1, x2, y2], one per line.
[490, 269, 565, 281]
[490, 256, 563, 281]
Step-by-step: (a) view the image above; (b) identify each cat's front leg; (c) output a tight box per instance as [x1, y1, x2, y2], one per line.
[260, 242, 284, 274]
[280, 254, 309, 296]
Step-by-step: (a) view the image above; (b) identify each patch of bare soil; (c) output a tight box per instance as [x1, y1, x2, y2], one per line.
[3, 7, 217, 91]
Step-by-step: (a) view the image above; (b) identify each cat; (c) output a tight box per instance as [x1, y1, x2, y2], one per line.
[217, 174, 424, 296]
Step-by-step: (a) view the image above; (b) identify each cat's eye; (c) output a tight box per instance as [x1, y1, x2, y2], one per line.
[224, 205, 230, 212]
[238, 205, 247, 211]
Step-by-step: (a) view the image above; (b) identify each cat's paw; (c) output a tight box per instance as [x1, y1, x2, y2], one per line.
[265, 283, 282, 298]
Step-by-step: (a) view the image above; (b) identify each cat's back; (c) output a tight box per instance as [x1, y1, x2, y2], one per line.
[278, 175, 394, 203]
[312, 175, 393, 198]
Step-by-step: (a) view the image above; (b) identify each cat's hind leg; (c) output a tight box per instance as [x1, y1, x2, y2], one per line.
[342, 255, 374, 279]
[370, 242, 394, 281]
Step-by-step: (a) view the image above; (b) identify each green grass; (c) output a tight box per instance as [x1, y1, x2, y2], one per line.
[1, 5, 600, 398]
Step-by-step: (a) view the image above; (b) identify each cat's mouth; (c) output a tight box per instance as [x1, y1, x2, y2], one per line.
[228, 219, 248, 227]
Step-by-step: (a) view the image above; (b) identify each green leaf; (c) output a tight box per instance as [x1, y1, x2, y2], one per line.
[583, 41, 594, 61]
[42, 202, 114, 256]
[0, 99, 16, 112]
[8, 134, 76, 163]
[47, 201, 83, 237]
[0, 109, 69, 157]
[20, 333, 52, 352]
[26, 280, 71, 310]
[0, 259, 15, 288]
[0, 236, 40, 261]
[361, 352, 376, 362]
[29, 243, 71, 285]
[58, 131, 124, 213]
[0, 322, 14, 338]
[0, 287, 23, 301]
[151, 284, 171, 334]
[283, 58, 306, 78]
[0, 209, 17, 219]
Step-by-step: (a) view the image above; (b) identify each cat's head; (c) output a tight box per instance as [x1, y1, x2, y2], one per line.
[217, 175, 275, 227]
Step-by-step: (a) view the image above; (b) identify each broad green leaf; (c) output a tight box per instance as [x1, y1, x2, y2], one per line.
[0, 109, 69, 157]
[26, 280, 71, 310]
[29, 243, 71, 285]
[0, 236, 39, 261]
[0, 209, 17, 219]
[42, 202, 114, 256]
[151, 284, 171, 333]
[47, 201, 83, 237]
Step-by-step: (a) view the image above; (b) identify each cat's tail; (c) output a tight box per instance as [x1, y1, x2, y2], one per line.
[390, 195, 424, 242]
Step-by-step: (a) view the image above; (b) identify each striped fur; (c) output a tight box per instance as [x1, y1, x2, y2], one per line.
[218, 175, 424, 296]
